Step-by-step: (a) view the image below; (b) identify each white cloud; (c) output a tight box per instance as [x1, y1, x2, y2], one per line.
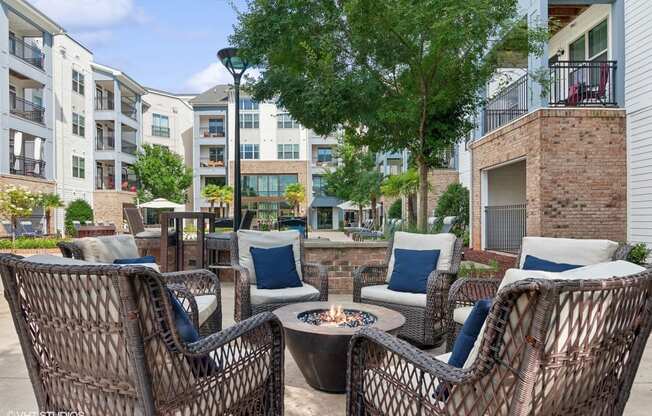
[32, 0, 139, 28]
[73, 30, 113, 47]
[185, 62, 262, 93]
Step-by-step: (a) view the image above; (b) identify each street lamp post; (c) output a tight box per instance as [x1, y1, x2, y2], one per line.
[218, 47, 248, 231]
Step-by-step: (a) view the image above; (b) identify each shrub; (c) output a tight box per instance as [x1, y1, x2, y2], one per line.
[628, 243, 650, 265]
[0, 237, 68, 250]
[434, 183, 469, 236]
[64, 199, 93, 236]
[388, 199, 402, 219]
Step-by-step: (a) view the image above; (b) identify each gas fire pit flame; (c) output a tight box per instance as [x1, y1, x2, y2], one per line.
[298, 305, 377, 328]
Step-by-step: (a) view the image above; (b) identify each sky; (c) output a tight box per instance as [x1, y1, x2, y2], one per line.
[31, 0, 249, 94]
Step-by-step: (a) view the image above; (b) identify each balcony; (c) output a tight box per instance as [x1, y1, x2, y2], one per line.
[151, 125, 170, 137]
[8, 34, 44, 69]
[121, 99, 137, 120]
[10, 95, 45, 124]
[10, 155, 45, 179]
[95, 96, 115, 111]
[198, 127, 225, 138]
[549, 61, 617, 108]
[96, 134, 115, 151]
[483, 74, 528, 135]
[95, 176, 115, 191]
[200, 158, 225, 168]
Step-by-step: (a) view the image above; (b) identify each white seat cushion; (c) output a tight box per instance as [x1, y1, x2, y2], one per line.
[250, 283, 319, 305]
[518, 237, 619, 268]
[361, 284, 427, 308]
[25, 254, 160, 272]
[74, 234, 140, 263]
[435, 352, 451, 363]
[238, 229, 302, 284]
[386, 232, 457, 282]
[453, 306, 473, 325]
[195, 295, 218, 325]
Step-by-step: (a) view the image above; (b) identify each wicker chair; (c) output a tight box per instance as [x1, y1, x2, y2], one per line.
[348, 270, 652, 416]
[353, 232, 463, 346]
[231, 230, 328, 321]
[58, 235, 221, 336]
[445, 237, 634, 351]
[0, 254, 284, 416]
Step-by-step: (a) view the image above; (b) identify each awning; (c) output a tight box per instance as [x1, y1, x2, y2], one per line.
[337, 200, 371, 211]
[310, 196, 341, 208]
[138, 198, 185, 209]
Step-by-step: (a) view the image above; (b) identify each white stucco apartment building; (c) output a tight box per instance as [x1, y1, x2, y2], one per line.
[141, 88, 194, 160]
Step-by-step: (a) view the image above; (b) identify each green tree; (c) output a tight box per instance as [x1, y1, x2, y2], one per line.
[387, 199, 402, 220]
[64, 199, 93, 236]
[201, 185, 234, 217]
[133, 144, 193, 204]
[380, 168, 419, 226]
[232, 0, 544, 230]
[283, 183, 305, 216]
[434, 183, 470, 235]
[324, 143, 383, 226]
[0, 185, 39, 246]
[37, 193, 64, 235]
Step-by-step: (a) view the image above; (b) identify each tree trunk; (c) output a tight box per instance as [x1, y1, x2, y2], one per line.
[417, 160, 429, 232]
[358, 207, 363, 227]
[407, 194, 417, 226]
[45, 210, 51, 235]
[370, 196, 377, 228]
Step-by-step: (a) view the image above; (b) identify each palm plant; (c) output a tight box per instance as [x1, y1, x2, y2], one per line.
[380, 168, 419, 226]
[38, 193, 64, 235]
[283, 183, 305, 217]
[217, 185, 234, 217]
[201, 184, 221, 214]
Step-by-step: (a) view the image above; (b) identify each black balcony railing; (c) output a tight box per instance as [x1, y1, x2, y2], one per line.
[485, 204, 526, 253]
[121, 135, 138, 155]
[549, 60, 617, 107]
[10, 155, 46, 178]
[151, 125, 170, 137]
[121, 100, 137, 120]
[198, 126, 225, 138]
[483, 74, 528, 135]
[95, 96, 115, 111]
[9, 34, 44, 69]
[200, 157, 225, 168]
[96, 134, 115, 151]
[10, 95, 45, 124]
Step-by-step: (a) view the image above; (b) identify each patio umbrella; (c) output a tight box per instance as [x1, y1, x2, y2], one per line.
[337, 200, 371, 211]
[13, 131, 22, 170]
[138, 198, 185, 210]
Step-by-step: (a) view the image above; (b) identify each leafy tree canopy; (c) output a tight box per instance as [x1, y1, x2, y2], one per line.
[283, 183, 306, 215]
[434, 182, 469, 234]
[133, 145, 193, 204]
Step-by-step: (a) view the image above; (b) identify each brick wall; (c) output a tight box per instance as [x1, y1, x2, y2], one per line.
[470, 108, 627, 250]
[425, 169, 459, 215]
[93, 191, 137, 231]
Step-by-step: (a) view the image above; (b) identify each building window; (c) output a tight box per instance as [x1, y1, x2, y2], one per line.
[72, 70, 85, 95]
[240, 144, 260, 159]
[72, 156, 85, 179]
[209, 118, 224, 134]
[277, 143, 300, 159]
[569, 19, 608, 62]
[209, 147, 224, 162]
[239, 113, 259, 128]
[277, 113, 299, 129]
[239, 98, 259, 110]
[317, 147, 333, 163]
[313, 175, 327, 196]
[72, 112, 85, 136]
[242, 174, 298, 197]
[152, 113, 170, 137]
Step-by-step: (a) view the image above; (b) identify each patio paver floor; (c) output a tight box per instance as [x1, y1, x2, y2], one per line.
[1, 282, 651, 415]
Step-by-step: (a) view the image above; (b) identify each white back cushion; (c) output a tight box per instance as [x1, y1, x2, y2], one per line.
[237, 229, 302, 284]
[386, 232, 457, 282]
[74, 235, 140, 263]
[463, 260, 646, 369]
[519, 237, 619, 268]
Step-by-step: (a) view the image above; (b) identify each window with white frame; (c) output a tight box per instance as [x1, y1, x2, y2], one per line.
[239, 98, 259, 110]
[152, 113, 170, 137]
[72, 70, 85, 95]
[72, 112, 85, 136]
[277, 113, 299, 129]
[240, 144, 260, 159]
[72, 156, 85, 179]
[569, 19, 608, 62]
[239, 113, 259, 128]
[277, 143, 300, 159]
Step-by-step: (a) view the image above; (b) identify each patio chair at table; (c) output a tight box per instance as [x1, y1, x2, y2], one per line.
[231, 229, 328, 321]
[353, 231, 463, 346]
[348, 262, 652, 416]
[1, 220, 13, 236]
[0, 254, 284, 416]
[18, 220, 40, 237]
[445, 236, 633, 351]
[58, 234, 221, 335]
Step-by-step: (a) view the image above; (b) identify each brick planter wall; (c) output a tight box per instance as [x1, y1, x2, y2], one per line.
[304, 240, 389, 294]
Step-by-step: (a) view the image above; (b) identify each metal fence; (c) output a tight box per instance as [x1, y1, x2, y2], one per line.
[10, 155, 46, 178]
[10, 95, 45, 124]
[485, 204, 526, 253]
[8, 35, 44, 68]
[483, 74, 528, 135]
[95, 96, 115, 111]
[549, 60, 617, 107]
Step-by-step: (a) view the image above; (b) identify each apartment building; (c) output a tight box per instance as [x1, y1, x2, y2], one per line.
[52, 34, 95, 231]
[91, 62, 147, 228]
[0, 0, 62, 233]
[141, 88, 194, 160]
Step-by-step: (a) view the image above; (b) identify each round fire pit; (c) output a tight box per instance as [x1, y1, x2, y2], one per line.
[273, 302, 405, 393]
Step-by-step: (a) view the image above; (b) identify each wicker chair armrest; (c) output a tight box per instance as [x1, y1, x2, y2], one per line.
[57, 241, 84, 260]
[448, 277, 501, 307]
[233, 264, 252, 321]
[162, 269, 220, 297]
[348, 328, 469, 405]
[166, 283, 200, 329]
[426, 270, 455, 331]
[613, 243, 634, 261]
[302, 262, 328, 300]
[353, 264, 388, 302]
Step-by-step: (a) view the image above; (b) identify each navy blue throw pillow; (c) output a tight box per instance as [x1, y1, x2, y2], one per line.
[388, 249, 440, 294]
[522, 255, 581, 272]
[168, 291, 219, 377]
[448, 299, 492, 368]
[113, 256, 156, 265]
[250, 245, 302, 290]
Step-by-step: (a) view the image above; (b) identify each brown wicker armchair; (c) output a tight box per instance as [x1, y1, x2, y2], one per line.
[231, 230, 328, 321]
[58, 235, 221, 336]
[0, 254, 285, 416]
[445, 237, 633, 350]
[348, 270, 652, 416]
[353, 233, 463, 346]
